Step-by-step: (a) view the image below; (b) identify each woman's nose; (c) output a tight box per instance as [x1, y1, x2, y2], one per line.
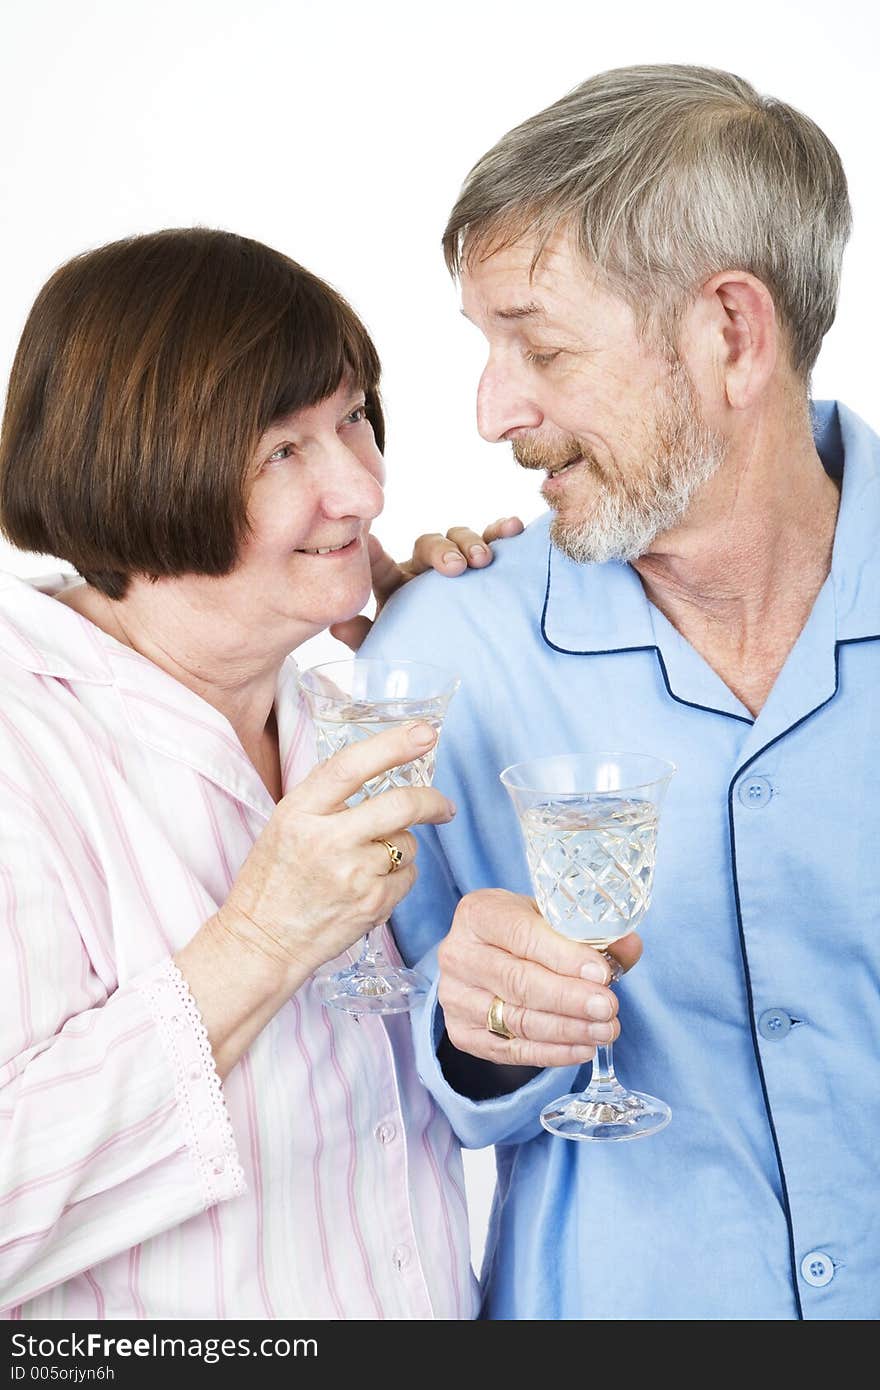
[319, 444, 384, 521]
[476, 361, 543, 442]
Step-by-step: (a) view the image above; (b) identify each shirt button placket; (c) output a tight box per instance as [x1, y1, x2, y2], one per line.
[368, 1028, 433, 1315]
[737, 775, 773, 808]
[392, 1244, 412, 1273]
[758, 1008, 794, 1040]
[800, 1251, 835, 1288]
[377, 1123, 413, 1278]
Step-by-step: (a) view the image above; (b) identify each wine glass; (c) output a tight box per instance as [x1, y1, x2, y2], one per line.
[298, 658, 459, 1016]
[500, 752, 675, 1141]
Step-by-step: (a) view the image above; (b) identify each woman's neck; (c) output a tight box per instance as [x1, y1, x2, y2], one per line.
[54, 578, 299, 795]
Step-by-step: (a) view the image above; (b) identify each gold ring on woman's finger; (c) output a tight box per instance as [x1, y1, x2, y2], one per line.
[377, 838, 404, 874]
[486, 994, 515, 1040]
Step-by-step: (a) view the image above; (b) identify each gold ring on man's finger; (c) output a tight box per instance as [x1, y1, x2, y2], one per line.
[377, 838, 404, 874]
[486, 994, 515, 1040]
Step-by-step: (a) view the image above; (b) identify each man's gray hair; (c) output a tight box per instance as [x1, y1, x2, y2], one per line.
[443, 65, 851, 377]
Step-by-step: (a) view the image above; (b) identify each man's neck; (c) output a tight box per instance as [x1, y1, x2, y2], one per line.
[632, 410, 841, 716]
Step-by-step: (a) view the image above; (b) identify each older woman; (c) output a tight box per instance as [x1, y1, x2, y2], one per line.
[0, 229, 518, 1320]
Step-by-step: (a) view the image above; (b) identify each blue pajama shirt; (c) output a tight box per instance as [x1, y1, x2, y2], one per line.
[362, 400, 880, 1320]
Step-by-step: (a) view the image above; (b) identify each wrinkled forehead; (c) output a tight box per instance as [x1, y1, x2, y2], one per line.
[459, 228, 622, 332]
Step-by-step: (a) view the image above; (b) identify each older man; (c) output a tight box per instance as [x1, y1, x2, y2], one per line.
[362, 65, 879, 1319]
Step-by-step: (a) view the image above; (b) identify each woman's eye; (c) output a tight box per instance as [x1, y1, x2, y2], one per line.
[267, 443, 294, 463]
[343, 404, 368, 425]
[525, 349, 561, 367]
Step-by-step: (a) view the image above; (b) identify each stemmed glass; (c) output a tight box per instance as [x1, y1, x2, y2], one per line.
[298, 659, 459, 1016]
[500, 752, 675, 1141]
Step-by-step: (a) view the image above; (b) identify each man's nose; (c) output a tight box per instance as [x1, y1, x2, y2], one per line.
[476, 362, 543, 443]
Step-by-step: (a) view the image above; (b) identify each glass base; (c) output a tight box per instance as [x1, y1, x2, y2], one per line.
[540, 1086, 671, 1142]
[317, 961, 429, 1016]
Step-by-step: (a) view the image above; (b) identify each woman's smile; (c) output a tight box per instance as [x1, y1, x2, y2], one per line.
[294, 534, 361, 557]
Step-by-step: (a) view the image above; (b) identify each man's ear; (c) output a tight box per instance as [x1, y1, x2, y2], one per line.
[697, 271, 779, 409]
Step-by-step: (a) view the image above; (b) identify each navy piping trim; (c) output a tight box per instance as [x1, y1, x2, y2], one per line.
[727, 801, 805, 1320]
[542, 527, 880, 1316]
[539, 545, 754, 726]
[727, 630, 880, 1321]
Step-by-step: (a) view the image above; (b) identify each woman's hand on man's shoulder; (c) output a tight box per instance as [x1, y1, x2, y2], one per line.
[329, 516, 524, 650]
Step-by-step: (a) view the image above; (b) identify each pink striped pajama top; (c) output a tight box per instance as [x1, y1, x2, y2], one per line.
[0, 573, 478, 1320]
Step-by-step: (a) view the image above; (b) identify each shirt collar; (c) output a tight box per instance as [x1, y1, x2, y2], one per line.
[0, 573, 308, 818]
[541, 399, 880, 659]
[0, 571, 114, 681]
[826, 400, 880, 640]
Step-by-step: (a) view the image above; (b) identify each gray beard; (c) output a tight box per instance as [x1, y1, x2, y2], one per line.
[550, 443, 724, 564]
[550, 368, 727, 565]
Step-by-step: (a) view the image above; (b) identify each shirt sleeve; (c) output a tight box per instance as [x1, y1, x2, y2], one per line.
[365, 566, 583, 1148]
[392, 828, 582, 1150]
[0, 799, 245, 1311]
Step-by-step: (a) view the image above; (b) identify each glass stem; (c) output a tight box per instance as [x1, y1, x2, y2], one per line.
[589, 1042, 620, 1093]
[356, 924, 388, 968]
[588, 952, 624, 1093]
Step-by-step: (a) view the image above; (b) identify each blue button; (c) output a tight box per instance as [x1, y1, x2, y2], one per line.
[737, 775, 772, 807]
[800, 1251, 834, 1287]
[758, 1008, 793, 1039]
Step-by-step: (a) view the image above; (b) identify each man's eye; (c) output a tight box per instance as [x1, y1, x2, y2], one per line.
[525, 349, 561, 367]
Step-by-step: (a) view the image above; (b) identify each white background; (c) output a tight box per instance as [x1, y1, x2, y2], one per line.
[2, 0, 877, 1276]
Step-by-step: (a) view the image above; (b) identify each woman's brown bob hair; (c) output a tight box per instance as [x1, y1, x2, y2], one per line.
[0, 228, 384, 599]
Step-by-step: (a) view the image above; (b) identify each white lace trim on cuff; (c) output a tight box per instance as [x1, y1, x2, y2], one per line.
[140, 957, 246, 1207]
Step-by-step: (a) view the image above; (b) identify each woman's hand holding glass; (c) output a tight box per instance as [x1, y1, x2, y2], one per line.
[209, 721, 455, 988]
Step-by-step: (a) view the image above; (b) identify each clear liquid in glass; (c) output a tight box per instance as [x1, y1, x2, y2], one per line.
[521, 796, 659, 946]
[313, 706, 442, 799]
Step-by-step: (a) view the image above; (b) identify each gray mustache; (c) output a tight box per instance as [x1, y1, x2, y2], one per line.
[511, 442, 584, 471]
